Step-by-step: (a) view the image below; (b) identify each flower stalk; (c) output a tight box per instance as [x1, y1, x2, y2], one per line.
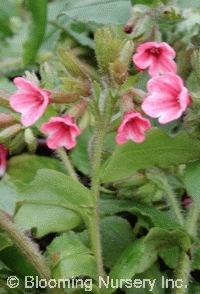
[175, 203, 199, 294]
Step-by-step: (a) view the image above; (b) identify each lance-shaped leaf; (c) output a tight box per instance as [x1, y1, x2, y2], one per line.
[101, 128, 200, 183]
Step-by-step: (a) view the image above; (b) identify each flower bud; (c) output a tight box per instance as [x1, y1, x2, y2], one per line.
[119, 40, 134, 67]
[24, 128, 37, 153]
[67, 100, 88, 119]
[109, 59, 128, 85]
[120, 93, 134, 113]
[60, 77, 91, 99]
[0, 113, 17, 129]
[50, 91, 78, 104]
[59, 49, 88, 79]
[0, 124, 21, 142]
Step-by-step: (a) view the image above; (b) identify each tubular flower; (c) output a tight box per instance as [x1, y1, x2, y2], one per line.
[116, 110, 151, 144]
[142, 73, 191, 124]
[41, 115, 81, 150]
[0, 144, 8, 177]
[132, 42, 177, 77]
[10, 77, 51, 127]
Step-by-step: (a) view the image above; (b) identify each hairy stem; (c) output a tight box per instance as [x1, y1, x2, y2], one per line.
[89, 122, 107, 280]
[0, 210, 58, 293]
[174, 203, 199, 294]
[57, 147, 79, 181]
[164, 181, 184, 227]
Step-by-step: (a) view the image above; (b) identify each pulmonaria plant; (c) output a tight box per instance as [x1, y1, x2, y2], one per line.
[41, 115, 81, 150]
[116, 110, 151, 144]
[10, 77, 51, 127]
[132, 42, 177, 77]
[0, 144, 8, 177]
[0, 26, 198, 294]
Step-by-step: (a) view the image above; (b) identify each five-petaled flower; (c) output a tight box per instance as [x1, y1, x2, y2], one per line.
[10, 77, 51, 127]
[41, 115, 81, 150]
[142, 73, 191, 124]
[0, 144, 8, 178]
[132, 42, 177, 77]
[116, 110, 151, 144]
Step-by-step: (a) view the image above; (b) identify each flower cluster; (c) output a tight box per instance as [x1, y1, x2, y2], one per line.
[116, 42, 191, 145]
[9, 78, 81, 150]
[8, 41, 192, 150]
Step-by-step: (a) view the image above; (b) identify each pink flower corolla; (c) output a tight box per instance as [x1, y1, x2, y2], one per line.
[41, 115, 81, 150]
[0, 144, 8, 177]
[132, 42, 177, 77]
[142, 73, 191, 124]
[10, 77, 51, 127]
[116, 110, 151, 144]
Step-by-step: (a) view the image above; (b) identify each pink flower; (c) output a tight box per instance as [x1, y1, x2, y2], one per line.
[116, 110, 151, 144]
[142, 73, 191, 124]
[132, 42, 177, 77]
[10, 77, 51, 127]
[41, 115, 81, 150]
[0, 144, 8, 177]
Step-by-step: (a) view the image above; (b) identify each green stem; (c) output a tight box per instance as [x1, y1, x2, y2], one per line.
[174, 203, 199, 294]
[89, 122, 107, 280]
[57, 147, 79, 181]
[164, 182, 184, 227]
[0, 210, 61, 294]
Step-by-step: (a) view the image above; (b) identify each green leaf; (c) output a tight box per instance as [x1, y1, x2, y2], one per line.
[14, 204, 81, 238]
[70, 127, 93, 175]
[61, 0, 131, 25]
[45, 231, 97, 281]
[137, 228, 191, 274]
[6, 154, 66, 183]
[0, 246, 38, 277]
[23, 0, 47, 65]
[101, 216, 135, 268]
[101, 128, 200, 183]
[13, 169, 93, 237]
[0, 182, 15, 216]
[184, 160, 200, 210]
[104, 238, 145, 294]
[100, 199, 181, 230]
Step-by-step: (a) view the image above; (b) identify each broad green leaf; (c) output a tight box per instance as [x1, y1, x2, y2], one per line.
[13, 169, 93, 237]
[184, 160, 200, 210]
[6, 154, 66, 183]
[23, 0, 47, 65]
[159, 246, 179, 269]
[45, 231, 97, 281]
[61, 0, 131, 25]
[0, 182, 15, 215]
[137, 228, 191, 274]
[101, 128, 200, 183]
[104, 238, 145, 294]
[100, 216, 135, 268]
[123, 263, 166, 294]
[100, 199, 181, 230]
[14, 204, 81, 238]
